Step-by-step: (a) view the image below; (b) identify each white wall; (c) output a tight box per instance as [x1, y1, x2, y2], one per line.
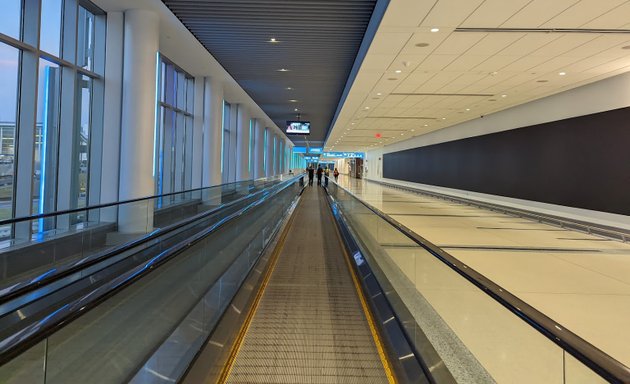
[366, 72, 630, 229]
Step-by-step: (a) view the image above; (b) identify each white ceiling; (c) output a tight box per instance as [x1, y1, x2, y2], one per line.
[326, 0, 630, 152]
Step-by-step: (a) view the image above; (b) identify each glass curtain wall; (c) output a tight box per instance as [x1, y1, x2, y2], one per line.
[221, 102, 230, 184]
[221, 101, 237, 184]
[0, 1, 105, 238]
[155, 57, 194, 197]
[263, 128, 268, 176]
[248, 119, 254, 175]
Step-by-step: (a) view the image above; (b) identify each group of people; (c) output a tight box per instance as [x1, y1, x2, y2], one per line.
[307, 165, 339, 186]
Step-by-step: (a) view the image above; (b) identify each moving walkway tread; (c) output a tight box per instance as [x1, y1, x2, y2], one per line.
[221, 186, 393, 384]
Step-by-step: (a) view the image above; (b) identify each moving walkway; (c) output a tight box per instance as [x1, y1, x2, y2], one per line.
[0, 175, 628, 383]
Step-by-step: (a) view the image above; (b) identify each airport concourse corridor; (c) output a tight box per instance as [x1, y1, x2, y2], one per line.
[337, 177, 630, 378]
[223, 185, 392, 384]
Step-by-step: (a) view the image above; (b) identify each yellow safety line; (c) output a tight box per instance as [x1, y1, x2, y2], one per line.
[331, 210, 397, 384]
[216, 204, 297, 384]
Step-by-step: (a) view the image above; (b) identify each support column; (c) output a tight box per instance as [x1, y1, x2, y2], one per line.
[235, 105, 250, 181]
[118, 9, 158, 233]
[202, 77, 223, 187]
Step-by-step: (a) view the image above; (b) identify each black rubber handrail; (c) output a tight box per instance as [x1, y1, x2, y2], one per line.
[0, 180, 280, 305]
[0, 176, 282, 227]
[0, 175, 304, 364]
[331, 180, 630, 384]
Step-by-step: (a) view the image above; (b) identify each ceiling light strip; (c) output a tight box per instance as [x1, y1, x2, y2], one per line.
[454, 27, 630, 34]
[390, 92, 493, 97]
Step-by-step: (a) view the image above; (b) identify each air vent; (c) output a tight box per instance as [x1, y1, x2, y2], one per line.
[455, 27, 630, 34]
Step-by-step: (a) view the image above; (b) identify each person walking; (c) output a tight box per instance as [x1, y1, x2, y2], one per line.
[316, 166, 323, 186]
[307, 166, 314, 186]
[333, 168, 339, 182]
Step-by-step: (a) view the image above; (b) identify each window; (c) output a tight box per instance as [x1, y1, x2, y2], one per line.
[73, 74, 93, 209]
[221, 101, 230, 183]
[33, 59, 61, 226]
[248, 119, 254, 174]
[155, 57, 194, 195]
[0, 0, 105, 239]
[40, 0, 63, 57]
[0, 43, 19, 222]
[77, 6, 96, 71]
[263, 128, 268, 176]
[273, 136, 276, 175]
[0, 1, 21, 39]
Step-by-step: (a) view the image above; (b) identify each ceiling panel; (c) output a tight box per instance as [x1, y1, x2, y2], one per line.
[420, 0, 485, 28]
[501, 0, 580, 28]
[541, 0, 627, 28]
[432, 33, 487, 55]
[495, 34, 561, 56]
[379, 0, 436, 27]
[161, 0, 378, 147]
[460, 0, 532, 28]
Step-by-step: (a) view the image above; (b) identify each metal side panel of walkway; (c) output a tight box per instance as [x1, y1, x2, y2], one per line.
[223, 186, 393, 384]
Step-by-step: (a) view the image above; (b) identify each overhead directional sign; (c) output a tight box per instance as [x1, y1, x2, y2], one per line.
[322, 152, 364, 158]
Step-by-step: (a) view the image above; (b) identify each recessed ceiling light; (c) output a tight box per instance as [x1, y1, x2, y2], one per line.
[294, 108, 299, 111]
[376, 93, 382, 96]
[395, 70, 402, 73]
[415, 42, 430, 47]
[430, 28, 439, 33]
[411, 129, 415, 132]
[277, 68, 290, 72]
[490, 71, 498, 76]
[269, 38, 279, 43]
[364, 107, 370, 110]
[465, 108, 470, 111]
[286, 87, 293, 90]
[424, 124, 428, 127]
[501, 94, 507, 98]
[441, 117, 446, 120]
[289, 99, 298, 102]
[400, 133, 404, 136]
[351, 122, 355, 125]
[559, 71, 566, 76]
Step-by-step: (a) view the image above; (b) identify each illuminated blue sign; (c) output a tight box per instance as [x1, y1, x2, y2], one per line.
[292, 146, 322, 154]
[322, 152, 364, 158]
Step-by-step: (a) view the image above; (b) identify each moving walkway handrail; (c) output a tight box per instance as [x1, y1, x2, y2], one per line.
[332, 181, 630, 384]
[0, 176, 283, 227]
[0, 177, 288, 304]
[0, 175, 304, 364]
[372, 179, 630, 243]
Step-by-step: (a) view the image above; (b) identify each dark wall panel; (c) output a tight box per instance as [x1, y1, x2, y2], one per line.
[383, 107, 630, 216]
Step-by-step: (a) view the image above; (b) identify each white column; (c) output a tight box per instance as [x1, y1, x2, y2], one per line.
[202, 77, 223, 187]
[118, 9, 159, 233]
[236, 105, 250, 181]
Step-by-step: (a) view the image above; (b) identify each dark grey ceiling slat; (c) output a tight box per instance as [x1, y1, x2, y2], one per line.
[162, 0, 377, 147]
